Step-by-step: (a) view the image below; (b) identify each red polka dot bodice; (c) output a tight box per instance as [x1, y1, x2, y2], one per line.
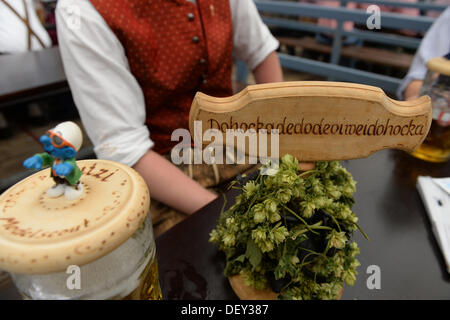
[90, 0, 233, 154]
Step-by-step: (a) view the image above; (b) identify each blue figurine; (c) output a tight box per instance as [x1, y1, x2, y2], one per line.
[23, 121, 83, 200]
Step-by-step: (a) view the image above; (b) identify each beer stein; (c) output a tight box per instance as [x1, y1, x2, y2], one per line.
[411, 56, 450, 162]
[0, 159, 162, 300]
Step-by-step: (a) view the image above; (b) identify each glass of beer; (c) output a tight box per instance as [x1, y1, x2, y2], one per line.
[410, 56, 450, 163]
[0, 160, 162, 300]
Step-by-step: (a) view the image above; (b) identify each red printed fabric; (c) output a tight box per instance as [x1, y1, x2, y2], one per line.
[90, 0, 233, 154]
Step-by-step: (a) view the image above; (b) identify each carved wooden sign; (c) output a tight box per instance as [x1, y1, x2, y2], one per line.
[189, 81, 432, 161]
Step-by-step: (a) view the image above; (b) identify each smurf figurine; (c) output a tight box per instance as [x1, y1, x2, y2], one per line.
[23, 121, 83, 200]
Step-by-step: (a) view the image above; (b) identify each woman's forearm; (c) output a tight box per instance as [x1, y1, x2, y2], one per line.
[133, 150, 217, 215]
[132, 53, 282, 214]
[253, 51, 283, 84]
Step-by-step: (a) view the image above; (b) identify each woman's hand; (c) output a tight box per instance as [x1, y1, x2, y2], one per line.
[404, 80, 423, 101]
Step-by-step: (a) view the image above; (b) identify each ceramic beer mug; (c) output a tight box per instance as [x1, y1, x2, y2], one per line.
[0, 158, 162, 300]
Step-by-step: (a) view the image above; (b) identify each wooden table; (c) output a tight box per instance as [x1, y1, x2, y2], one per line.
[156, 150, 450, 300]
[1, 149, 449, 299]
[0, 47, 68, 108]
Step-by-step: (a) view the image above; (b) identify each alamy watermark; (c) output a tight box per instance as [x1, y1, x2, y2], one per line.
[66, 265, 81, 290]
[171, 121, 280, 175]
[366, 5, 381, 30]
[366, 265, 381, 290]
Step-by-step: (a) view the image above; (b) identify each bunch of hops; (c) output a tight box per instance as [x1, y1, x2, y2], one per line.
[209, 155, 366, 300]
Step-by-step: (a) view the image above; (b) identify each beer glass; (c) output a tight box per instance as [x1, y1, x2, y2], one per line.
[0, 160, 162, 300]
[411, 56, 450, 162]
[10, 215, 162, 300]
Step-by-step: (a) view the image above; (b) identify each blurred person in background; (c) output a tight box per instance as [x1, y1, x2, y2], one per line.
[313, 0, 420, 44]
[0, 0, 52, 138]
[314, 1, 359, 45]
[427, 0, 450, 18]
[0, 0, 51, 53]
[397, 7, 450, 100]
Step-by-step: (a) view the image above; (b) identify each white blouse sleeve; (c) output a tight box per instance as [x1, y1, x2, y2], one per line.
[230, 0, 280, 71]
[56, 0, 154, 167]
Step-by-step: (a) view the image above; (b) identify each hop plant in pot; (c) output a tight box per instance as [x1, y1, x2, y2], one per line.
[209, 155, 368, 300]
[193, 81, 431, 299]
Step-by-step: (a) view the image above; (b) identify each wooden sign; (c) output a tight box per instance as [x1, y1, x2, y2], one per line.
[189, 81, 432, 161]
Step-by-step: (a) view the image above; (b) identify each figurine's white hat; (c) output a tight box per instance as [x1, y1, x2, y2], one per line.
[49, 121, 83, 151]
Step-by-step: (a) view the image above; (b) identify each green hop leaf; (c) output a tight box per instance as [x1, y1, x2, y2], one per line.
[276, 188, 292, 204]
[253, 203, 267, 223]
[252, 226, 266, 242]
[272, 224, 289, 244]
[341, 269, 357, 286]
[243, 180, 258, 199]
[300, 201, 315, 218]
[327, 230, 347, 249]
[264, 199, 278, 213]
[281, 154, 299, 171]
[209, 229, 219, 243]
[223, 232, 236, 247]
[246, 239, 263, 268]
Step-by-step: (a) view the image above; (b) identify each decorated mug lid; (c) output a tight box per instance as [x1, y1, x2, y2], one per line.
[0, 160, 150, 275]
